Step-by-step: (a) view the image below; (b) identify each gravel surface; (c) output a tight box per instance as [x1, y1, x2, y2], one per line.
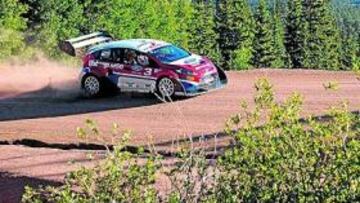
[1, 69, 360, 202]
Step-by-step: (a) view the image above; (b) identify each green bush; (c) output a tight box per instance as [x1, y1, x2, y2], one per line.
[0, 29, 26, 60]
[22, 79, 360, 202]
[218, 78, 360, 202]
[230, 47, 253, 70]
[34, 0, 86, 58]
[22, 121, 160, 203]
[0, 0, 27, 60]
[91, 0, 193, 49]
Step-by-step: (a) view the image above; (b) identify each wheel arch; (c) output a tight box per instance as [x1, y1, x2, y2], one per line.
[155, 75, 184, 93]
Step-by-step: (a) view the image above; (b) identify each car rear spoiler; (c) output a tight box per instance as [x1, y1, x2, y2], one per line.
[58, 31, 113, 57]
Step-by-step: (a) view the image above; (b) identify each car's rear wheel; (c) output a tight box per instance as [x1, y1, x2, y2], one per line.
[157, 77, 175, 100]
[82, 75, 102, 97]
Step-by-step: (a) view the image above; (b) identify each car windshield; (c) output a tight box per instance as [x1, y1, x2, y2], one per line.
[149, 45, 190, 63]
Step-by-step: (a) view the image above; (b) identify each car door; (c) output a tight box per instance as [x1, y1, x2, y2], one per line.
[88, 48, 116, 78]
[118, 49, 157, 93]
[102, 48, 125, 87]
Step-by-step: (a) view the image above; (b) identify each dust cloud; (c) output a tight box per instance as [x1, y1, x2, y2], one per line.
[0, 56, 80, 99]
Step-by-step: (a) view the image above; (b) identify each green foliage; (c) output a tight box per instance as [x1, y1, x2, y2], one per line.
[285, 0, 307, 68]
[22, 78, 360, 202]
[0, 29, 26, 60]
[0, 0, 27, 60]
[271, 0, 288, 68]
[33, 0, 86, 58]
[252, 0, 275, 68]
[0, 0, 357, 70]
[166, 148, 216, 203]
[230, 47, 253, 70]
[23, 121, 160, 203]
[303, 0, 342, 70]
[254, 78, 274, 107]
[340, 19, 360, 70]
[0, 0, 27, 30]
[354, 56, 360, 70]
[90, 0, 193, 49]
[215, 0, 254, 70]
[218, 78, 360, 202]
[188, 2, 220, 63]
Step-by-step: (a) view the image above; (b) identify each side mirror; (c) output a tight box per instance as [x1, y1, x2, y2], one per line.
[137, 55, 149, 66]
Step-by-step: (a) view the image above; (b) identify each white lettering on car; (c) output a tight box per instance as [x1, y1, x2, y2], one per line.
[110, 63, 124, 70]
[144, 68, 153, 76]
[89, 60, 124, 70]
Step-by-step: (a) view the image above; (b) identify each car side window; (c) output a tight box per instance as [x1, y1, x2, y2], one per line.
[111, 48, 123, 63]
[124, 49, 139, 65]
[99, 49, 112, 62]
[148, 57, 158, 68]
[92, 51, 101, 60]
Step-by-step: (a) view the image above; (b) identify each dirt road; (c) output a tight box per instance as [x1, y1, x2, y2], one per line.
[0, 69, 359, 146]
[1, 69, 360, 202]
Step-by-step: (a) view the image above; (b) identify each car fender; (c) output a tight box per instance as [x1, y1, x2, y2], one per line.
[155, 70, 184, 92]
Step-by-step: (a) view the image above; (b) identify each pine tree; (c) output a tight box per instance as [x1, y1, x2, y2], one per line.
[252, 0, 274, 68]
[302, 0, 341, 69]
[271, 0, 287, 68]
[319, 1, 342, 69]
[188, 2, 220, 63]
[285, 0, 307, 68]
[340, 20, 359, 70]
[215, 0, 254, 70]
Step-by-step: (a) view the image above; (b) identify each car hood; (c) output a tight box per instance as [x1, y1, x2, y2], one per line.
[169, 54, 215, 72]
[169, 54, 203, 66]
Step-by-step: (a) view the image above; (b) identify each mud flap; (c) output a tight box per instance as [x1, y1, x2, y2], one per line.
[58, 31, 113, 57]
[216, 65, 228, 85]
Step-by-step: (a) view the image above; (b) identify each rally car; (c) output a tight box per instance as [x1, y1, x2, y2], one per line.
[59, 32, 227, 99]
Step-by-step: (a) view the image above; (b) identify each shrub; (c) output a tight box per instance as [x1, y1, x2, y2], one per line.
[165, 148, 216, 203]
[22, 79, 360, 202]
[0, 0, 27, 60]
[0, 29, 26, 60]
[24, 0, 85, 58]
[230, 47, 253, 70]
[217, 78, 360, 202]
[22, 121, 160, 203]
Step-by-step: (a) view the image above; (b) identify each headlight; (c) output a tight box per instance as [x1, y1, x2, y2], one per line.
[176, 69, 195, 76]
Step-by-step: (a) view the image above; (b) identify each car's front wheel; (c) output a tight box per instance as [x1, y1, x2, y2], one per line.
[82, 75, 102, 97]
[157, 77, 175, 100]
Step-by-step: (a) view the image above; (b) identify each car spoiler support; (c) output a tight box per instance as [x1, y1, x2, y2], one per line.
[58, 31, 113, 57]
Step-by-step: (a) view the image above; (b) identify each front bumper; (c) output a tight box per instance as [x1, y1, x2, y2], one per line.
[175, 70, 228, 97]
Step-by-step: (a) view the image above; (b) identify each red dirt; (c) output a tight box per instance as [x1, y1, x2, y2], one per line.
[1, 68, 360, 202]
[0, 145, 102, 203]
[0, 69, 359, 146]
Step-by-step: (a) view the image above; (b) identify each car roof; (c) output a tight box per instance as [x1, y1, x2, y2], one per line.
[88, 39, 171, 54]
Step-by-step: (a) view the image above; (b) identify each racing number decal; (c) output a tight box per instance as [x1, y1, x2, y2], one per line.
[144, 68, 152, 76]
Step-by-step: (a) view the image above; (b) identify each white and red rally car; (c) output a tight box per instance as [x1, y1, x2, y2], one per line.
[59, 32, 227, 99]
